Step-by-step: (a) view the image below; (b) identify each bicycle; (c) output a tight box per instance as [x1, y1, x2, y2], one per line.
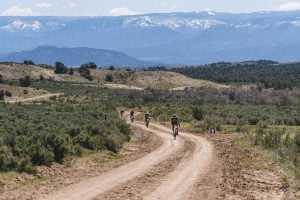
[145, 118, 150, 128]
[173, 125, 179, 140]
[130, 115, 134, 123]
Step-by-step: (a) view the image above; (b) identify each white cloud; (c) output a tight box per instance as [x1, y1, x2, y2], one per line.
[278, 2, 300, 11]
[109, 7, 138, 16]
[1, 6, 33, 16]
[36, 2, 52, 8]
[69, 3, 77, 8]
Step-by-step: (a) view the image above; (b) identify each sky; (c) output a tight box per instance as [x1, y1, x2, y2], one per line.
[1, 0, 300, 16]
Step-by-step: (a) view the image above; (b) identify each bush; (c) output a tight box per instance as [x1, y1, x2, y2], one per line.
[105, 74, 113, 82]
[5, 91, 12, 97]
[17, 157, 36, 174]
[0, 74, 4, 84]
[23, 60, 35, 65]
[78, 66, 93, 81]
[80, 62, 97, 69]
[0, 146, 18, 171]
[54, 62, 68, 74]
[295, 133, 300, 149]
[0, 100, 131, 173]
[19, 75, 31, 87]
[0, 91, 4, 100]
[69, 68, 74, 75]
[108, 66, 115, 70]
[192, 106, 204, 121]
[39, 75, 45, 81]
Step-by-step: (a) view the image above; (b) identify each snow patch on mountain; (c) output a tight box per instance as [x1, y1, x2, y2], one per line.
[123, 16, 224, 30]
[0, 20, 41, 32]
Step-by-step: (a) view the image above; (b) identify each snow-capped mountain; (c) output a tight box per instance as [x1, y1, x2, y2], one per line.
[1, 11, 300, 64]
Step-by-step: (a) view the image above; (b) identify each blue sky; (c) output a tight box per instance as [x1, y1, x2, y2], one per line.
[1, 0, 300, 16]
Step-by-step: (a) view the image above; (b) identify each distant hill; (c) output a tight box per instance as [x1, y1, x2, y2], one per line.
[0, 46, 157, 67]
[167, 61, 300, 89]
[1, 11, 300, 64]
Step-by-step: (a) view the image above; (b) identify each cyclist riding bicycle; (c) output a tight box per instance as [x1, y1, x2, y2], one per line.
[171, 114, 180, 137]
[145, 111, 151, 127]
[130, 110, 135, 123]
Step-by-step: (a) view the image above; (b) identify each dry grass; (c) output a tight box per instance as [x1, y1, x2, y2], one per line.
[0, 63, 226, 90]
[0, 84, 50, 101]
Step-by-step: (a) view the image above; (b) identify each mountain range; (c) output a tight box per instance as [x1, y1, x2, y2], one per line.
[1, 11, 300, 64]
[0, 46, 156, 67]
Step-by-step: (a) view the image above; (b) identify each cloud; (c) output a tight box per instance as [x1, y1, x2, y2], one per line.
[1, 6, 33, 16]
[69, 3, 77, 8]
[36, 2, 52, 8]
[278, 2, 300, 11]
[109, 7, 138, 16]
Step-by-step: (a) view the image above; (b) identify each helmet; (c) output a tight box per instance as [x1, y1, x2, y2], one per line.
[173, 114, 176, 117]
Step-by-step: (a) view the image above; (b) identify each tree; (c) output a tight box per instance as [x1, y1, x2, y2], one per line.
[23, 60, 35, 65]
[80, 62, 97, 69]
[19, 75, 31, 87]
[54, 62, 68, 74]
[105, 74, 113, 82]
[108, 66, 115, 71]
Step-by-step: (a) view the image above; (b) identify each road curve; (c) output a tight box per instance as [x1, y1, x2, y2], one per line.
[41, 121, 213, 200]
[41, 122, 184, 200]
[145, 123, 213, 200]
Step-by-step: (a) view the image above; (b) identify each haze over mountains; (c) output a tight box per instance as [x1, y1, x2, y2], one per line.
[1, 11, 300, 64]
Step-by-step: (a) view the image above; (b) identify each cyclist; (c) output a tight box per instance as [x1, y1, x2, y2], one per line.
[130, 110, 135, 123]
[171, 114, 180, 137]
[145, 111, 151, 127]
[120, 110, 125, 117]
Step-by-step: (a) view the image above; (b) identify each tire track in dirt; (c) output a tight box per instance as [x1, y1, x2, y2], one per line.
[41, 122, 184, 200]
[96, 137, 196, 200]
[144, 123, 213, 200]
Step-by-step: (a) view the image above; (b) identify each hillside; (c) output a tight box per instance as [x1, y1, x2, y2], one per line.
[1, 11, 300, 64]
[0, 46, 157, 67]
[0, 63, 225, 90]
[167, 61, 300, 89]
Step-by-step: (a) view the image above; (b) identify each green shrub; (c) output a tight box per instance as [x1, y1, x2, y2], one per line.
[4, 91, 12, 97]
[192, 106, 204, 121]
[0, 91, 4, 100]
[105, 74, 113, 82]
[78, 66, 93, 81]
[54, 62, 68, 74]
[0, 74, 4, 84]
[23, 60, 35, 65]
[19, 75, 31, 87]
[108, 66, 115, 70]
[17, 157, 36, 174]
[80, 62, 97, 69]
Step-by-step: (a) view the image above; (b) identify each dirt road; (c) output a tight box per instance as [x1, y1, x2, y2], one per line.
[41, 121, 213, 200]
[5, 93, 63, 104]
